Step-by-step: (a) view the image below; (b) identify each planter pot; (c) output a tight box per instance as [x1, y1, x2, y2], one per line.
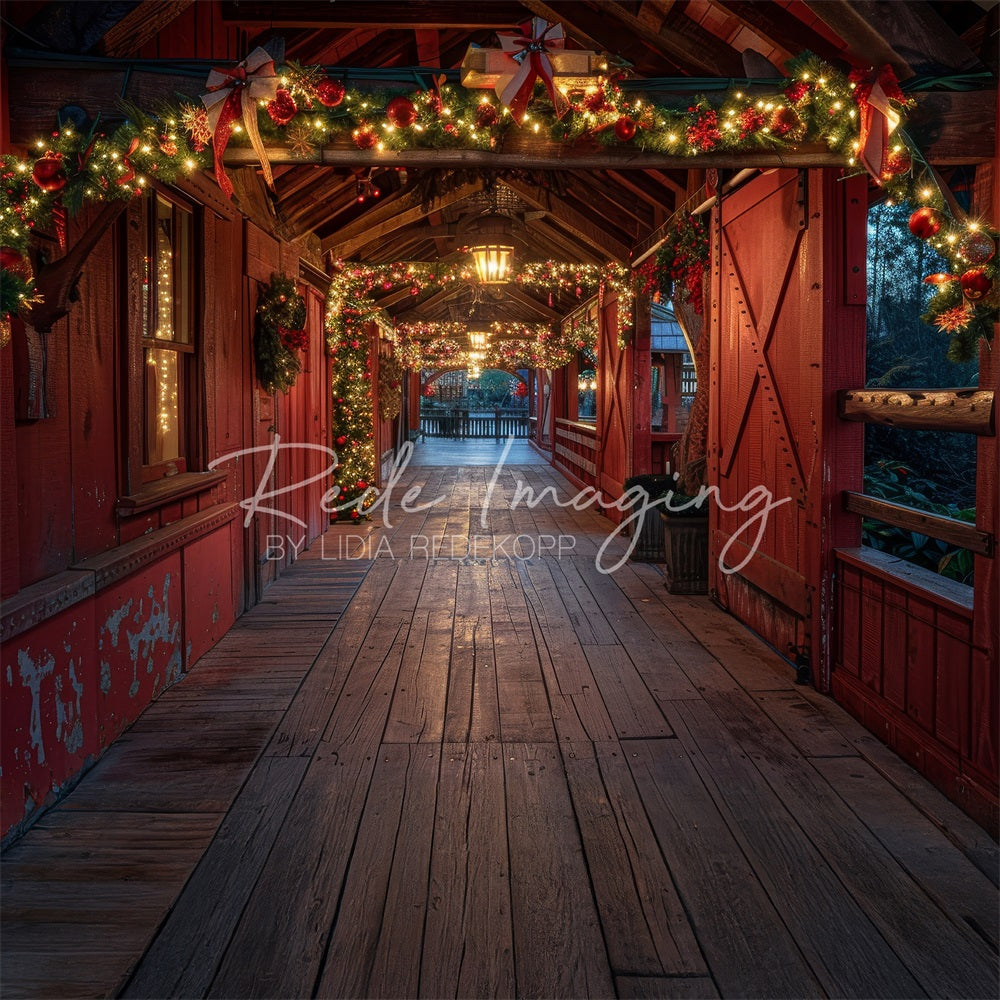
[659, 511, 709, 594]
[623, 475, 675, 563]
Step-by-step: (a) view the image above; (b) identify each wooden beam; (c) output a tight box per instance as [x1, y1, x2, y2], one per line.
[712, 0, 845, 66]
[604, 170, 672, 212]
[843, 492, 994, 556]
[908, 90, 997, 165]
[218, 2, 528, 29]
[322, 180, 484, 255]
[827, 0, 987, 76]
[802, 0, 913, 79]
[415, 29, 441, 68]
[637, 0, 675, 33]
[644, 169, 687, 201]
[602, 0, 747, 77]
[838, 388, 995, 435]
[497, 179, 632, 261]
[100, 0, 195, 57]
[503, 285, 563, 321]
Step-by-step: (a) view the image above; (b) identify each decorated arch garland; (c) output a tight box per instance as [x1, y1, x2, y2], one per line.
[0, 40, 995, 347]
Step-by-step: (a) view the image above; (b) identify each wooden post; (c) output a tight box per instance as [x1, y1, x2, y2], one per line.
[970, 154, 998, 785]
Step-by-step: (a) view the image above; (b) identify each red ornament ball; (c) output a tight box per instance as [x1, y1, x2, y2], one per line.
[958, 229, 996, 265]
[356, 480, 369, 490]
[881, 149, 911, 179]
[267, 88, 298, 126]
[350, 509, 361, 521]
[336, 435, 348, 446]
[317, 79, 346, 108]
[475, 103, 499, 129]
[386, 96, 418, 128]
[960, 267, 992, 301]
[31, 152, 67, 193]
[353, 127, 377, 150]
[908, 206, 945, 240]
[614, 116, 637, 142]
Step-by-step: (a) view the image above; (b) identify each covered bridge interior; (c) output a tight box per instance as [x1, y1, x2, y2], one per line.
[1, 1, 998, 997]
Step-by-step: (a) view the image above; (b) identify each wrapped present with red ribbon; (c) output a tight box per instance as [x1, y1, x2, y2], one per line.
[460, 18, 603, 123]
[201, 46, 279, 199]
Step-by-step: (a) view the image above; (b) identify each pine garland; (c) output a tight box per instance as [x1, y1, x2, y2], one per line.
[254, 273, 306, 393]
[326, 290, 377, 522]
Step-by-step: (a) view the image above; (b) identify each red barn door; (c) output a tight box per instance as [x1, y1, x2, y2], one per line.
[708, 169, 866, 686]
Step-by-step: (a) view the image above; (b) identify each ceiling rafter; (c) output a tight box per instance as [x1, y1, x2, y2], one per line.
[711, 0, 844, 66]
[323, 179, 486, 255]
[219, 2, 530, 29]
[100, 0, 195, 57]
[500, 178, 631, 261]
[802, 0, 913, 79]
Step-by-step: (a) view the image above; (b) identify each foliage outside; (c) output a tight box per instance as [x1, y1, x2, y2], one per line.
[865, 201, 979, 584]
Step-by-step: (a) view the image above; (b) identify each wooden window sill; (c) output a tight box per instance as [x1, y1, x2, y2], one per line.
[116, 471, 227, 517]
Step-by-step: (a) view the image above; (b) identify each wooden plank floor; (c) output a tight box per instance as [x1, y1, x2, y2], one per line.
[2, 454, 997, 999]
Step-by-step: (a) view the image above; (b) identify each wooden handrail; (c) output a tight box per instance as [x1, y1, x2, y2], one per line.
[843, 491, 993, 557]
[555, 417, 598, 437]
[838, 388, 994, 435]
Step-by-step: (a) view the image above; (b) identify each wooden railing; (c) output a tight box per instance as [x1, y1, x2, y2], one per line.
[553, 418, 598, 487]
[842, 492, 993, 556]
[838, 386, 996, 558]
[420, 409, 530, 439]
[834, 384, 997, 831]
[838, 387, 994, 435]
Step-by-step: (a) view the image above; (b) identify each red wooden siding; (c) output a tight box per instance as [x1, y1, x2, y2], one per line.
[708, 169, 865, 683]
[1, 177, 330, 842]
[833, 548, 996, 832]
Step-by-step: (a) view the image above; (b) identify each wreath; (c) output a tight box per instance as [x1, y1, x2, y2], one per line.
[254, 273, 306, 393]
[378, 356, 405, 421]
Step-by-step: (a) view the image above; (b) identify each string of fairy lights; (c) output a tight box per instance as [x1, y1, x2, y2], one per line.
[0, 40, 996, 512]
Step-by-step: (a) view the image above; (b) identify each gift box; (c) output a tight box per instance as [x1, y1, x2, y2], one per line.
[460, 45, 604, 93]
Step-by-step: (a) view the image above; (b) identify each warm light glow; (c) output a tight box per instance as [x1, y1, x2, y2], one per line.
[468, 243, 514, 284]
[468, 330, 489, 349]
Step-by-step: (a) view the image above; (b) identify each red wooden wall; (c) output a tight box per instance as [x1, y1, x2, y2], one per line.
[708, 169, 866, 684]
[0, 181, 331, 842]
[831, 159, 998, 833]
[832, 548, 996, 831]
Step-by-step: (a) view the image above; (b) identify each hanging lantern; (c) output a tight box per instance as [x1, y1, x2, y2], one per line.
[469, 243, 513, 284]
[468, 329, 489, 349]
[467, 212, 514, 284]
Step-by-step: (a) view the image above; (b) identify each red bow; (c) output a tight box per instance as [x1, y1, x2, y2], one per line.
[496, 18, 569, 123]
[851, 65, 905, 182]
[201, 47, 279, 199]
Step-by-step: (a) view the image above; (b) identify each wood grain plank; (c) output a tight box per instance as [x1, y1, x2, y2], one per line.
[206, 749, 377, 999]
[504, 742, 614, 998]
[315, 744, 439, 999]
[668, 699, 924, 998]
[701, 690, 998, 998]
[419, 743, 515, 999]
[123, 756, 308, 998]
[384, 609, 451, 743]
[583, 645, 673, 740]
[564, 743, 706, 977]
[749, 689, 857, 758]
[625, 740, 824, 998]
[616, 975, 721, 999]
[815, 756, 998, 951]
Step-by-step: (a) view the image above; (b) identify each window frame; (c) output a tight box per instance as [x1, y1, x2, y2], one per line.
[122, 187, 204, 500]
